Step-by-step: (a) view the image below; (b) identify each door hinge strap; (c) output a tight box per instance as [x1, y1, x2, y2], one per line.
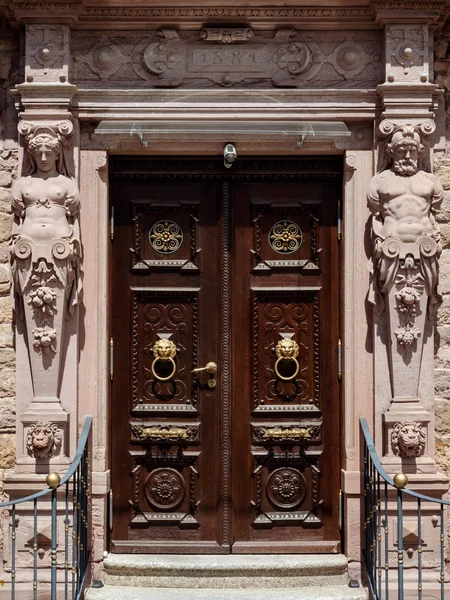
[338, 489, 343, 530]
[337, 338, 342, 382]
[110, 206, 115, 241]
[337, 199, 342, 242]
[110, 338, 114, 381]
[108, 489, 113, 532]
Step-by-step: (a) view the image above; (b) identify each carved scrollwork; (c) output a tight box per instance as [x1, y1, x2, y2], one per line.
[391, 422, 426, 458]
[252, 424, 321, 444]
[26, 422, 62, 459]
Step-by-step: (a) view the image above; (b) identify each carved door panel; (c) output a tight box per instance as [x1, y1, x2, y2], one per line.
[111, 179, 224, 553]
[230, 181, 341, 553]
[110, 158, 341, 554]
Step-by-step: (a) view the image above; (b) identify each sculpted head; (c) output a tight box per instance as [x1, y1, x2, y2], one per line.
[387, 127, 423, 176]
[27, 131, 62, 174]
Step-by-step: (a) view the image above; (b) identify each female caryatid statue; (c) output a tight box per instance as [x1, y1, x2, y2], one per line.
[10, 121, 81, 403]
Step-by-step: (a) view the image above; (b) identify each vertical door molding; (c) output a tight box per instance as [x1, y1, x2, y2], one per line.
[341, 149, 374, 571]
[78, 149, 110, 575]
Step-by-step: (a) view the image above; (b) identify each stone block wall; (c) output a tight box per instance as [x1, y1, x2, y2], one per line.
[0, 15, 19, 565]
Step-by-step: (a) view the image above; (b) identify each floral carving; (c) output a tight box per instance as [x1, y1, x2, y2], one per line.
[391, 422, 426, 458]
[32, 326, 57, 354]
[269, 221, 302, 254]
[149, 220, 183, 254]
[144, 468, 186, 510]
[26, 422, 62, 459]
[267, 467, 307, 510]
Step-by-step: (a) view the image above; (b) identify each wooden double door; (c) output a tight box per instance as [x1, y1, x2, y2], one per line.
[110, 157, 342, 554]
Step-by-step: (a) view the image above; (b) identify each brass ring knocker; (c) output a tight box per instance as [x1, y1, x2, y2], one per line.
[151, 339, 177, 381]
[274, 338, 300, 382]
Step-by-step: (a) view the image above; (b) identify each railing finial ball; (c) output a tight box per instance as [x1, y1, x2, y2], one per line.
[46, 472, 61, 489]
[394, 473, 408, 489]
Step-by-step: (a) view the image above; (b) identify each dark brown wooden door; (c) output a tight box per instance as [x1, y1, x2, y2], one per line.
[110, 158, 342, 554]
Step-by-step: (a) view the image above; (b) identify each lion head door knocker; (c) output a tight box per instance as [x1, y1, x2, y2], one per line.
[151, 338, 178, 381]
[274, 338, 300, 381]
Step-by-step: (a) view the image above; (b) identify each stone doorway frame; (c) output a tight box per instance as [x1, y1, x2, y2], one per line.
[77, 140, 373, 576]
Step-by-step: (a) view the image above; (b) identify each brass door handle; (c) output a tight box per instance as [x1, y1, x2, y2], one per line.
[151, 339, 177, 381]
[274, 339, 299, 381]
[192, 362, 217, 374]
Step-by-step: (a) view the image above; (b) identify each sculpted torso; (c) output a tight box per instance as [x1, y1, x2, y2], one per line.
[369, 169, 442, 243]
[12, 174, 78, 243]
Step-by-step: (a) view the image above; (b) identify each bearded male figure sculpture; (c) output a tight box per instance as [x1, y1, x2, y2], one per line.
[11, 121, 82, 405]
[368, 123, 443, 402]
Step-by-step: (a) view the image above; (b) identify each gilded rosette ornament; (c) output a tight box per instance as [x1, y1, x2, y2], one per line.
[368, 123, 443, 400]
[10, 121, 82, 403]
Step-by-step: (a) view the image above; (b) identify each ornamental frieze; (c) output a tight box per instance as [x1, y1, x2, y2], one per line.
[71, 29, 382, 88]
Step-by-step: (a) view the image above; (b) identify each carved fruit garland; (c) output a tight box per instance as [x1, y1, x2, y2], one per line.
[394, 254, 425, 347]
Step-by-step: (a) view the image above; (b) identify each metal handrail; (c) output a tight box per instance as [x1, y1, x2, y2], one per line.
[0, 415, 93, 509]
[360, 417, 449, 600]
[0, 415, 93, 600]
[360, 417, 450, 506]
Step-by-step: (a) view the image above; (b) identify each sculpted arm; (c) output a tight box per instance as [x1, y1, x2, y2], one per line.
[367, 174, 382, 217]
[11, 179, 25, 221]
[65, 179, 80, 217]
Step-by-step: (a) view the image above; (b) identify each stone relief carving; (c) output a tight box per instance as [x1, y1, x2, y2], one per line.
[10, 120, 82, 402]
[368, 121, 443, 401]
[385, 25, 429, 83]
[391, 422, 426, 458]
[25, 24, 70, 83]
[26, 422, 62, 459]
[72, 29, 382, 88]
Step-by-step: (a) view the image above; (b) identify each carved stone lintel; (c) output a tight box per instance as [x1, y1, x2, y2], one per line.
[25, 24, 70, 83]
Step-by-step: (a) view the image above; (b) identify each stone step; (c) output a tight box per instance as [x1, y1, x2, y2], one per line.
[102, 554, 350, 589]
[86, 585, 368, 600]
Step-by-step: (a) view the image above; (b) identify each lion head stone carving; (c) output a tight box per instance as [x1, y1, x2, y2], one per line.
[391, 421, 425, 458]
[26, 422, 62, 459]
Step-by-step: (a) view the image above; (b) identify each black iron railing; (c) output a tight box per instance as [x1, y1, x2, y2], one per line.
[361, 417, 450, 600]
[0, 415, 92, 600]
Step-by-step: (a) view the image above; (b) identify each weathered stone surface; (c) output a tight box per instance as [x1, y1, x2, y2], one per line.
[0, 296, 12, 324]
[0, 262, 10, 284]
[435, 368, 450, 400]
[0, 434, 15, 469]
[0, 212, 12, 243]
[0, 367, 15, 396]
[435, 160, 450, 191]
[0, 397, 15, 432]
[437, 295, 450, 325]
[440, 224, 450, 249]
[436, 191, 450, 223]
[435, 398, 450, 436]
[435, 344, 450, 368]
[0, 323, 13, 348]
[439, 250, 450, 294]
[0, 172, 12, 188]
[0, 188, 12, 213]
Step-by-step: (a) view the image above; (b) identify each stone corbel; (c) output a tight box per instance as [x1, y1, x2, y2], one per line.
[368, 118, 443, 472]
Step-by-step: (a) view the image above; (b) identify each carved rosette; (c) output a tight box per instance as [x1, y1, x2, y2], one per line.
[391, 422, 425, 458]
[26, 422, 62, 459]
[266, 468, 307, 510]
[144, 468, 186, 510]
[11, 120, 82, 403]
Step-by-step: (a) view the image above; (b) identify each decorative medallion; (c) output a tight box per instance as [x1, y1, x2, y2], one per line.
[145, 467, 186, 510]
[269, 221, 302, 254]
[266, 467, 307, 510]
[149, 220, 183, 254]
